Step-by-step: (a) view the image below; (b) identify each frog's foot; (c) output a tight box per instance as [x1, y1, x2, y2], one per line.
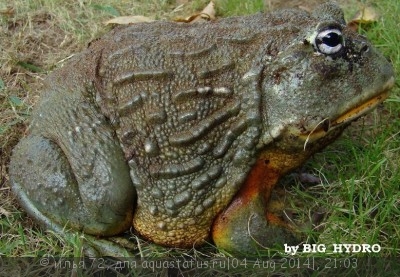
[84, 234, 137, 257]
[211, 156, 301, 255]
[212, 196, 299, 256]
[9, 134, 134, 239]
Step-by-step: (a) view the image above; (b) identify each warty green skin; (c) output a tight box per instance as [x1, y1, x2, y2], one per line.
[9, 3, 394, 254]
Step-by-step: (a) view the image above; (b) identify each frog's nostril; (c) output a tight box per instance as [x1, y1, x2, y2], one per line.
[361, 44, 369, 53]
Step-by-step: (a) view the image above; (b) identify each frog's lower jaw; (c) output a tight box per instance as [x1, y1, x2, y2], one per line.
[296, 76, 394, 143]
[211, 149, 317, 255]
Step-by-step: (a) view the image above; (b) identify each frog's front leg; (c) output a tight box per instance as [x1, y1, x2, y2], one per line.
[9, 87, 135, 249]
[212, 151, 304, 255]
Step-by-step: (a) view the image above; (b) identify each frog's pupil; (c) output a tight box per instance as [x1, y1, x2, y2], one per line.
[322, 32, 341, 47]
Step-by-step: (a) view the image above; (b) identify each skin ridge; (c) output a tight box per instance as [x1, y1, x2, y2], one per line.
[77, 10, 314, 246]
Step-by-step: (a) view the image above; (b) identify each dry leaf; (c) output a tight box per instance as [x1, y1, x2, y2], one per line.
[201, 1, 216, 20]
[351, 6, 380, 23]
[175, 1, 216, 23]
[298, 173, 321, 185]
[0, 206, 11, 217]
[348, 6, 380, 31]
[0, 7, 15, 16]
[105, 15, 154, 25]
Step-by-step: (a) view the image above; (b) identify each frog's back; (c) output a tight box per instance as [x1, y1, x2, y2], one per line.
[42, 8, 316, 247]
[65, 9, 315, 247]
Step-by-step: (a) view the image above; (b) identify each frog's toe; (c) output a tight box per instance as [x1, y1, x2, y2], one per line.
[83, 235, 137, 257]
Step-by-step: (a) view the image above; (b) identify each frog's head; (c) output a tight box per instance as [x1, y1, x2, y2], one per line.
[259, 3, 395, 152]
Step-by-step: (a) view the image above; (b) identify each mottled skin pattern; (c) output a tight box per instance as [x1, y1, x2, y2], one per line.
[10, 3, 394, 254]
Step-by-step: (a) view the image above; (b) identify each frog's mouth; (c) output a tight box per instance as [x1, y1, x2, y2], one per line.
[299, 76, 395, 141]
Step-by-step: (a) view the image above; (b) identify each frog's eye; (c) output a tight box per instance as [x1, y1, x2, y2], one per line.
[315, 29, 344, 55]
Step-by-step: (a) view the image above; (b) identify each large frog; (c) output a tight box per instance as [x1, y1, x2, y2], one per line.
[9, 3, 394, 255]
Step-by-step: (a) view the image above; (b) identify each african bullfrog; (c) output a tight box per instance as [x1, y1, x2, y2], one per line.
[9, 3, 394, 255]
